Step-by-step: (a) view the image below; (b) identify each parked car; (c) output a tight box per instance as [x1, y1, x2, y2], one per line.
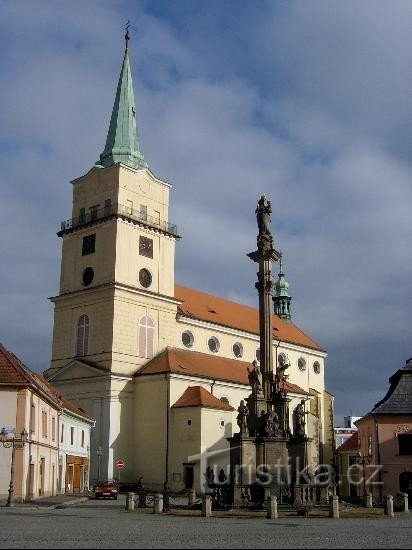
[94, 480, 118, 500]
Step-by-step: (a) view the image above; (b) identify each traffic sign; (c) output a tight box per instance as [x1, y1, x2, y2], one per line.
[116, 459, 125, 469]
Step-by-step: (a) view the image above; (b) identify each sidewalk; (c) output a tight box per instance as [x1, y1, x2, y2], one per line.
[0, 492, 91, 509]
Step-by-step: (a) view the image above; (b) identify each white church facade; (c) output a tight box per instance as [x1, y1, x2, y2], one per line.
[44, 38, 334, 493]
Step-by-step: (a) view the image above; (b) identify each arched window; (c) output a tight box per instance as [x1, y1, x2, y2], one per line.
[138, 315, 155, 358]
[76, 315, 89, 357]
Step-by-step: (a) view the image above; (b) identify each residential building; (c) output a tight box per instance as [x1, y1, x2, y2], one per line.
[59, 399, 94, 493]
[355, 358, 412, 503]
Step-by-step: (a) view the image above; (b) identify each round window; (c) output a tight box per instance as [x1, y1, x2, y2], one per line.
[139, 268, 152, 288]
[298, 358, 306, 371]
[233, 342, 243, 358]
[182, 331, 194, 348]
[208, 336, 220, 353]
[82, 267, 94, 286]
[256, 348, 260, 362]
[313, 361, 321, 374]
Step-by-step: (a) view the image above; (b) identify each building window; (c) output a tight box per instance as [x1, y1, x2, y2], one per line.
[82, 234, 96, 256]
[76, 314, 89, 356]
[208, 336, 220, 353]
[104, 199, 112, 215]
[220, 420, 225, 428]
[233, 342, 243, 358]
[140, 204, 147, 221]
[81, 267, 94, 286]
[399, 434, 412, 455]
[138, 315, 155, 358]
[79, 208, 86, 224]
[220, 397, 230, 406]
[126, 200, 133, 215]
[298, 358, 306, 371]
[61, 423, 64, 444]
[313, 361, 321, 374]
[187, 420, 192, 427]
[52, 417, 56, 441]
[81, 430, 85, 448]
[256, 349, 260, 362]
[70, 427, 74, 446]
[90, 205, 98, 221]
[30, 404, 36, 434]
[42, 411, 47, 438]
[181, 331, 194, 348]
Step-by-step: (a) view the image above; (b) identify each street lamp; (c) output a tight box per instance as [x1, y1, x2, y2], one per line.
[357, 452, 372, 501]
[96, 446, 102, 482]
[0, 426, 29, 507]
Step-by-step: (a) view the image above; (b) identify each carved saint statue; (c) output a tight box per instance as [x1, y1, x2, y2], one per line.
[267, 407, 281, 438]
[294, 400, 306, 438]
[247, 360, 263, 395]
[274, 360, 290, 394]
[255, 195, 272, 237]
[236, 400, 249, 435]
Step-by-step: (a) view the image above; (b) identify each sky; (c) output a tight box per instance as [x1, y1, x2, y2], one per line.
[0, 0, 411, 424]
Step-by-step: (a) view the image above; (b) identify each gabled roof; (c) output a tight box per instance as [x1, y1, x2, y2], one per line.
[371, 358, 412, 415]
[0, 343, 61, 407]
[172, 386, 234, 411]
[1, 343, 94, 422]
[175, 284, 325, 352]
[61, 397, 94, 422]
[135, 347, 308, 396]
[337, 432, 359, 453]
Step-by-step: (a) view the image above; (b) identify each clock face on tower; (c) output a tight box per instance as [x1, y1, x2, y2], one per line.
[139, 236, 153, 259]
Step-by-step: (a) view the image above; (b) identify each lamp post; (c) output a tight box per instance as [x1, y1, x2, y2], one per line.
[0, 426, 29, 507]
[357, 452, 371, 501]
[96, 446, 102, 483]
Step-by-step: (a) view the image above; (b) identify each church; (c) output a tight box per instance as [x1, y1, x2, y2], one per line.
[44, 36, 334, 494]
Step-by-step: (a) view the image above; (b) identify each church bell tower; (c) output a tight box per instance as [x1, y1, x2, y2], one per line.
[45, 34, 180, 482]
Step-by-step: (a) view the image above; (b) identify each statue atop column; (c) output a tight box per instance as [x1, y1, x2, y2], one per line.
[255, 195, 274, 252]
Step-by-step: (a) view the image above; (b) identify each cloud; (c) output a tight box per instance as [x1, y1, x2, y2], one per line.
[0, 1, 411, 424]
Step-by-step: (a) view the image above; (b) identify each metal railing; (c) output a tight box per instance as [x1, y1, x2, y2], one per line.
[59, 203, 178, 236]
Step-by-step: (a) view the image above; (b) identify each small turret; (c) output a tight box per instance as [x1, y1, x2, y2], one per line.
[273, 258, 292, 322]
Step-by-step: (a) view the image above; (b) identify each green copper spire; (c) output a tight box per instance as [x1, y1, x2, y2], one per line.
[273, 258, 292, 322]
[96, 35, 148, 170]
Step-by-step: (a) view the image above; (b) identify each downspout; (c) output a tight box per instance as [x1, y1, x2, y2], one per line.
[210, 380, 216, 395]
[373, 414, 383, 503]
[165, 373, 170, 489]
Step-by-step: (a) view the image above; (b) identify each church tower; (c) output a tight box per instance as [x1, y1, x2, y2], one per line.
[45, 35, 180, 481]
[273, 260, 292, 322]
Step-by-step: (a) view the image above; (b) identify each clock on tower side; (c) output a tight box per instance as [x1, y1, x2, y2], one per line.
[48, 162, 180, 378]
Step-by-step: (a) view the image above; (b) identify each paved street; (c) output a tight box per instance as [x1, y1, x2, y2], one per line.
[0, 496, 411, 549]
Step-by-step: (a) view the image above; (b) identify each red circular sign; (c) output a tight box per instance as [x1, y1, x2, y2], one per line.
[116, 459, 125, 469]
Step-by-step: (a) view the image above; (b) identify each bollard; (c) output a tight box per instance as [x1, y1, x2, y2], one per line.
[329, 495, 339, 518]
[153, 493, 163, 514]
[384, 495, 394, 517]
[402, 493, 409, 513]
[364, 493, 373, 508]
[201, 494, 212, 517]
[125, 492, 135, 512]
[266, 495, 278, 519]
[188, 489, 196, 505]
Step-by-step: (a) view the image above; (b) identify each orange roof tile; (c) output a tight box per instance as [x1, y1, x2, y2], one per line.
[175, 284, 325, 352]
[172, 386, 234, 411]
[136, 347, 308, 396]
[337, 432, 359, 453]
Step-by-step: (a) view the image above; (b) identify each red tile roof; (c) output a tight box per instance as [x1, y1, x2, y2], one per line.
[0, 343, 93, 421]
[172, 386, 234, 411]
[337, 432, 359, 452]
[136, 347, 308, 395]
[175, 284, 325, 352]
